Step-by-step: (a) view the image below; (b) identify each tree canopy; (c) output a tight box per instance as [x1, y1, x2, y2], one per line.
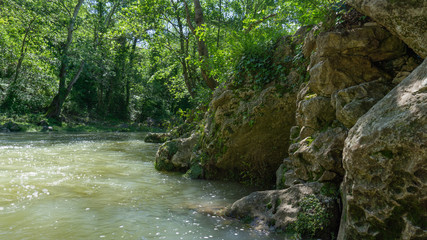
[0, 0, 338, 124]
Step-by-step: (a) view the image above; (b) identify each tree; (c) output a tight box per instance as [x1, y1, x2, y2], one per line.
[0, 0, 40, 110]
[184, 0, 218, 90]
[46, 0, 85, 120]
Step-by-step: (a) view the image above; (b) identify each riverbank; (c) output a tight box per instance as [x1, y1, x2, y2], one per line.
[0, 114, 165, 133]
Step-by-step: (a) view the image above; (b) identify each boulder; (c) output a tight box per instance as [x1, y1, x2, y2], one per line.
[290, 127, 347, 183]
[276, 158, 303, 189]
[308, 55, 388, 96]
[347, 0, 427, 58]
[315, 26, 406, 61]
[144, 132, 170, 143]
[306, 24, 411, 97]
[226, 182, 340, 239]
[338, 58, 427, 239]
[296, 95, 335, 131]
[331, 79, 392, 128]
[155, 133, 199, 172]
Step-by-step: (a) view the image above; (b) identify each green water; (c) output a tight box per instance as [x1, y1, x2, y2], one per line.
[0, 132, 283, 240]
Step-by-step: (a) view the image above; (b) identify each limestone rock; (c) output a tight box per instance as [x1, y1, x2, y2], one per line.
[347, 0, 427, 58]
[296, 95, 335, 130]
[276, 158, 303, 189]
[290, 127, 347, 182]
[144, 132, 170, 143]
[226, 182, 340, 239]
[302, 25, 319, 58]
[155, 133, 199, 172]
[307, 24, 411, 97]
[332, 79, 392, 128]
[308, 55, 387, 96]
[315, 26, 406, 61]
[201, 86, 297, 185]
[338, 58, 427, 239]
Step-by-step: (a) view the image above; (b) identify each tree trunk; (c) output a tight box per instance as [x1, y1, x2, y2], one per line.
[125, 36, 138, 116]
[184, 0, 218, 90]
[46, 61, 85, 119]
[176, 6, 195, 98]
[46, 0, 84, 120]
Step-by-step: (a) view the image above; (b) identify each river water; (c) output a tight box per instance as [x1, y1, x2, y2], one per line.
[0, 132, 284, 240]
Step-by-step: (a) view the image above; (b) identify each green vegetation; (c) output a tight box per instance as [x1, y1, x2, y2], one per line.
[0, 0, 341, 129]
[305, 136, 315, 146]
[291, 194, 330, 238]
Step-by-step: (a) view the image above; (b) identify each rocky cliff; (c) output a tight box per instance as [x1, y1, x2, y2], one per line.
[153, 2, 426, 239]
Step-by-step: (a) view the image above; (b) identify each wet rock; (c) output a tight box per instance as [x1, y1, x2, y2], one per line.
[144, 132, 170, 143]
[155, 133, 199, 172]
[347, 0, 427, 58]
[226, 182, 340, 239]
[338, 58, 427, 240]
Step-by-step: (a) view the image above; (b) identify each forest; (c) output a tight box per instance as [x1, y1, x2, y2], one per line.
[0, 0, 336, 128]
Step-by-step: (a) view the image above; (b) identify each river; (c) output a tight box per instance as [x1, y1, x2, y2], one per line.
[0, 132, 284, 240]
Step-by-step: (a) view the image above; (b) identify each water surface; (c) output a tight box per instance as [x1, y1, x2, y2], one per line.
[0, 132, 282, 239]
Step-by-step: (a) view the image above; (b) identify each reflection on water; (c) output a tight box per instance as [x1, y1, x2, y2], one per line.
[0, 132, 284, 240]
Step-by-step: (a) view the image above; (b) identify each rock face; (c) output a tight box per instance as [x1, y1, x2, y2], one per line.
[285, 23, 417, 191]
[347, 0, 427, 58]
[338, 58, 427, 239]
[200, 86, 297, 185]
[290, 127, 347, 183]
[226, 182, 340, 239]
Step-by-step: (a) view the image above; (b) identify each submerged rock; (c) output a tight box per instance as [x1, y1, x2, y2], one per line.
[226, 182, 340, 239]
[338, 58, 427, 239]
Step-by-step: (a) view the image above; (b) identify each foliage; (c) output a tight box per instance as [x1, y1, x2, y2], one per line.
[292, 194, 330, 238]
[0, 0, 340, 125]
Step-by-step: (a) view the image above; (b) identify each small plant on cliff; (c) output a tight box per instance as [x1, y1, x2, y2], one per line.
[292, 194, 330, 238]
